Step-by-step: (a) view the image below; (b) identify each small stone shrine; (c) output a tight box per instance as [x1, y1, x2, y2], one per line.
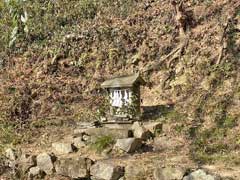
[101, 73, 146, 122]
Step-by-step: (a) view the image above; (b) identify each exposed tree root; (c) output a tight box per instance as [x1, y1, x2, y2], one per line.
[216, 18, 230, 65]
[142, 0, 189, 73]
[217, 1, 240, 64]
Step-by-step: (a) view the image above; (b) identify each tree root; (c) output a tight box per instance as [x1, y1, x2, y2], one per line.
[216, 1, 240, 64]
[142, 0, 189, 73]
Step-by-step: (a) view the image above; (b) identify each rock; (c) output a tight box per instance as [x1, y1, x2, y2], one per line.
[104, 123, 132, 130]
[55, 157, 93, 179]
[5, 148, 18, 168]
[132, 122, 152, 140]
[5, 148, 17, 161]
[153, 167, 185, 180]
[183, 169, 218, 180]
[90, 161, 124, 180]
[73, 128, 87, 136]
[72, 137, 86, 148]
[76, 121, 98, 128]
[83, 127, 133, 140]
[18, 154, 36, 173]
[131, 121, 141, 131]
[36, 153, 56, 174]
[82, 134, 91, 142]
[0, 157, 8, 175]
[114, 138, 142, 153]
[101, 146, 113, 158]
[153, 136, 183, 151]
[28, 166, 45, 179]
[52, 142, 75, 154]
[144, 122, 162, 135]
[125, 164, 146, 180]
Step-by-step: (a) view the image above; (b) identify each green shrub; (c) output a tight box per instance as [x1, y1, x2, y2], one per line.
[190, 127, 230, 164]
[90, 136, 114, 153]
[174, 124, 184, 134]
[0, 122, 20, 154]
[163, 109, 187, 122]
[222, 115, 237, 128]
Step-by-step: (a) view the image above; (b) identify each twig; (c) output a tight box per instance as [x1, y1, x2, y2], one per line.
[216, 18, 230, 65]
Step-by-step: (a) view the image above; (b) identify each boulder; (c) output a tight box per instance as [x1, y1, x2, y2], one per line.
[90, 161, 124, 180]
[125, 164, 146, 180]
[101, 146, 113, 158]
[18, 154, 36, 173]
[5, 148, 18, 168]
[183, 169, 219, 180]
[28, 166, 45, 179]
[153, 167, 185, 180]
[36, 153, 56, 174]
[73, 129, 86, 136]
[131, 121, 142, 131]
[55, 157, 93, 179]
[144, 122, 162, 135]
[114, 138, 142, 153]
[83, 128, 133, 139]
[52, 142, 75, 154]
[132, 122, 152, 140]
[5, 148, 17, 161]
[72, 137, 86, 148]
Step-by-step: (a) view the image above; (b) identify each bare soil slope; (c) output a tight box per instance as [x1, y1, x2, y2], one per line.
[0, 0, 240, 174]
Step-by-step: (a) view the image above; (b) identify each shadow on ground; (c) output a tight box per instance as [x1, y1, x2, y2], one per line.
[141, 104, 174, 121]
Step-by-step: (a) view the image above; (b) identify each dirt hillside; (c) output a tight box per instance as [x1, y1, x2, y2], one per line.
[0, 0, 240, 178]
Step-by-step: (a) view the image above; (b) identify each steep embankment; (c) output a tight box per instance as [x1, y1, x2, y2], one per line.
[0, 0, 240, 168]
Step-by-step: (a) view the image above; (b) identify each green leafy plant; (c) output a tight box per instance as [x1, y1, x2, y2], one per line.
[0, 121, 20, 154]
[222, 115, 237, 128]
[90, 136, 114, 153]
[190, 127, 229, 164]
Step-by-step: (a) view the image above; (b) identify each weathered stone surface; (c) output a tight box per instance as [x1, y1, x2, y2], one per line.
[104, 123, 132, 130]
[183, 169, 218, 180]
[28, 166, 45, 179]
[76, 121, 98, 128]
[0, 157, 8, 175]
[5, 148, 18, 168]
[114, 138, 142, 153]
[18, 154, 36, 172]
[153, 136, 183, 151]
[90, 161, 124, 180]
[144, 122, 162, 135]
[73, 128, 87, 135]
[52, 142, 75, 154]
[125, 164, 146, 180]
[55, 157, 93, 179]
[82, 134, 92, 142]
[84, 128, 133, 139]
[5, 148, 17, 161]
[73, 137, 86, 148]
[101, 146, 113, 158]
[132, 122, 152, 140]
[36, 153, 55, 174]
[131, 121, 142, 131]
[154, 167, 185, 180]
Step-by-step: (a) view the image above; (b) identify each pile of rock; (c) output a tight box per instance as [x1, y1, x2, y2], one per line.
[2, 122, 222, 180]
[153, 167, 220, 180]
[4, 148, 123, 180]
[72, 121, 162, 154]
[3, 122, 163, 179]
